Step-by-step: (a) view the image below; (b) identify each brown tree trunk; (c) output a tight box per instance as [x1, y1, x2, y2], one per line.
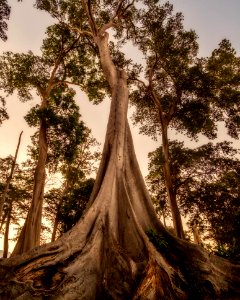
[0, 131, 23, 220]
[3, 201, 12, 258]
[161, 124, 185, 239]
[51, 197, 64, 243]
[51, 175, 72, 242]
[192, 220, 202, 245]
[12, 113, 48, 256]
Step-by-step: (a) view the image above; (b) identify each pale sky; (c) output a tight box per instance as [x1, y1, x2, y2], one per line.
[0, 0, 240, 176]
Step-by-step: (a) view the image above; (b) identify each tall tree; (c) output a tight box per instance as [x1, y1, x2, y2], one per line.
[0, 21, 103, 254]
[0, 131, 23, 220]
[147, 140, 240, 253]
[46, 128, 100, 242]
[206, 38, 240, 139]
[0, 0, 10, 124]
[129, 1, 213, 239]
[0, 1, 239, 299]
[0, 157, 33, 256]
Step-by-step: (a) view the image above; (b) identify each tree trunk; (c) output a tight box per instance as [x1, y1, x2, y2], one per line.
[161, 124, 185, 239]
[12, 115, 48, 255]
[51, 195, 65, 242]
[52, 176, 72, 242]
[3, 201, 12, 258]
[51, 209, 60, 243]
[0, 33, 239, 300]
[192, 220, 202, 246]
[0, 131, 23, 220]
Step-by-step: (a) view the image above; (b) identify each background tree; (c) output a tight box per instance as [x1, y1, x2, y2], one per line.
[0, 1, 239, 299]
[129, 1, 213, 238]
[147, 140, 240, 258]
[205, 39, 240, 139]
[0, 0, 11, 124]
[0, 95, 8, 125]
[0, 157, 33, 257]
[130, 2, 240, 240]
[43, 128, 100, 241]
[0, 131, 23, 219]
[0, 20, 104, 254]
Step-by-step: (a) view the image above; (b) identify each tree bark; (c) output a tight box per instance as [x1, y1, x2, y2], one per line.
[0, 131, 23, 220]
[51, 169, 73, 242]
[12, 110, 48, 256]
[161, 123, 185, 239]
[192, 220, 202, 246]
[3, 201, 12, 258]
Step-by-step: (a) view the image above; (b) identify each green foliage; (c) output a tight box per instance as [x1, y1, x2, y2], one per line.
[214, 239, 240, 262]
[43, 129, 100, 239]
[146, 229, 168, 252]
[25, 86, 87, 171]
[0, 0, 10, 41]
[129, 1, 217, 140]
[59, 178, 94, 233]
[0, 51, 48, 101]
[0, 95, 8, 125]
[0, 157, 34, 234]
[147, 141, 240, 257]
[206, 39, 240, 138]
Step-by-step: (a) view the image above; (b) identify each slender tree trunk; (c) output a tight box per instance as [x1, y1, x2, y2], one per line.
[51, 197, 64, 242]
[0, 131, 23, 220]
[161, 208, 166, 228]
[3, 201, 12, 258]
[0, 211, 7, 232]
[51, 215, 61, 242]
[192, 220, 202, 245]
[12, 111, 48, 255]
[161, 123, 185, 239]
[51, 174, 72, 242]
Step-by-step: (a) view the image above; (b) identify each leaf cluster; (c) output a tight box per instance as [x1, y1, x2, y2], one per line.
[0, 0, 10, 41]
[25, 86, 87, 171]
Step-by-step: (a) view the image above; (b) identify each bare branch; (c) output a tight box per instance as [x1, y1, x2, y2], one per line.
[129, 77, 147, 88]
[100, 0, 135, 34]
[86, 0, 98, 35]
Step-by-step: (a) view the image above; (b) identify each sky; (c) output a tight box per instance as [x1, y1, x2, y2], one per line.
[0, 0, 240, 251]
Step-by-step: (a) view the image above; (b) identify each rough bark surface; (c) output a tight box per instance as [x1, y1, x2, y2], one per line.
[12, 117, 48, 255]
[0, 66, 240, 299]
[3, 201, 12, 258]
[161, 124, 185, 239]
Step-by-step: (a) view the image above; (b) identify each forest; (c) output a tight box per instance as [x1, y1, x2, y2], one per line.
[0, 0, 240, 299]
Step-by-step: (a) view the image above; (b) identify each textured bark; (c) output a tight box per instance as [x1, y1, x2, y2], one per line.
[192, 220, 202, 246]
[150, 88, 185, 239]
[12, 112, 48, 255]
[161, 124, 185, 239]
[0, 131, 23, 220]
[51, 208, 60, 243]
[3, 201, 12, 258]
